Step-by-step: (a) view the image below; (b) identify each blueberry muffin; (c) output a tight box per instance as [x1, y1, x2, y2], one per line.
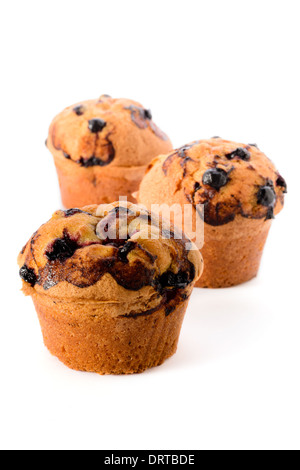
[46, 95, 172, 208]
[137, 138, 287, 288]
[18, 202, 203, 374]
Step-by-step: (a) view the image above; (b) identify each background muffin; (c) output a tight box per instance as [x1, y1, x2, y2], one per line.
[137, 138, 287, 288]
[46, 95, 172, 208]
[18, 202, 203, 374]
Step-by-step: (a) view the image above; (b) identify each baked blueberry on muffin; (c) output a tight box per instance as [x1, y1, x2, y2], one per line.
[137, 138, 287, 288]
[46, 95, 172, 208]
[18, 202, 203, 374]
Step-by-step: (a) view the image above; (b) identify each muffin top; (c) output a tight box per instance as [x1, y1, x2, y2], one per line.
[138, 138, 287, 226]
[47, 95, 172, 169]
[18, 202, 202, 315]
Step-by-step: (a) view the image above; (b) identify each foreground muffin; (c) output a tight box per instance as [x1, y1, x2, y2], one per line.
[137, 138, 287, 288]
[46, 95, 172, 208]
[18, 202, 203, 374]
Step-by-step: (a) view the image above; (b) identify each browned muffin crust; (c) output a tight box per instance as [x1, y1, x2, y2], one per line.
[47, 95, 171, 169]
[47, 96, 173, 208]
[18, 203, 203, 373]
[124, 104, 168, 141]
[18, 203, 202, 318]
[147, 138, 286, 226]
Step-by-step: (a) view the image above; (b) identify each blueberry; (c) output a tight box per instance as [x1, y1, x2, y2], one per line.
[257, 186, 276, 207]
[162, 272, 177, 287]
[45, 232, 79, 262]
[226, 147, 251, 161]
[88, 118, 107, 133]
[266, 207, 275, 220]
[73, 105, 84, 116]
[19, 265, 37, 287]
[143, 109, 152, 120]
[175, 272, 190, 288]
[118, 241, 136, 263]
[276, 175, 287, 193]
[78, 156, 105, 167]
[63, 152, 71, 159]
[114, 206, 135, 217]
[202, 168, 229, 190]
[64, 209, 85, 217]
[159, 270, 190, 289]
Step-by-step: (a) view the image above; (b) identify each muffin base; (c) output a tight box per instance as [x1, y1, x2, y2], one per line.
[32, 292, 189, 374]
[197, 217, 272, 288]
[54, 155, 147, 208]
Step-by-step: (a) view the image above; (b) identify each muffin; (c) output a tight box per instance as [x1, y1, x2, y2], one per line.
[18, 202, 203, 374]
[137, 138, 287, 288]
[46, 95, 172, 208]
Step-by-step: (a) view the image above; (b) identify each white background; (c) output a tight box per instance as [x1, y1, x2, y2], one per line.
[0, 0, 299, 451]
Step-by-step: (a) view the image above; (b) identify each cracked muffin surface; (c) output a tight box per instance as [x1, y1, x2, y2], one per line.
[137, 138, 287, 288]
[18, 202, 203, 374]
[47, 95, 172, 168]
[46, 95, 173, 207]
[139, 138, 286, 226]
[18, 202, 202, 315]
